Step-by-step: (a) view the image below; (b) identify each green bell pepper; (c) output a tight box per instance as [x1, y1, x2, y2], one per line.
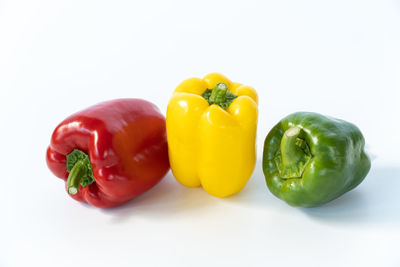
[262, 112, 371, 207]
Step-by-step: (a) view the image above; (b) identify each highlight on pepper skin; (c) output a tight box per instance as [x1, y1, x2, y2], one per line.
[166, 73, 258, 198]
[262, 112, 371, 208]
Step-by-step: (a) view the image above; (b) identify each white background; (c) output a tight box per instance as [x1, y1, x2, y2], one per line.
[1, 0, 400, 266]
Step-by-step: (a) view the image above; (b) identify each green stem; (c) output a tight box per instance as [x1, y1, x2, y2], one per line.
[200, 83, 237, 109]
[66, 160, 87, 195]
[66, 149, 95, 193]
[209, 83, 228, 104]
[281, 127, 303, 166]
[279, 126, 311, 178]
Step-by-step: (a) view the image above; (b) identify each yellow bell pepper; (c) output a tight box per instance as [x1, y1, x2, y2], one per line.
[166, 73, 258, 197]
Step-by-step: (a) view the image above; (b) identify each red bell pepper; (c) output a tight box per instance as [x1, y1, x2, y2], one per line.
[46, 99, 170, 208]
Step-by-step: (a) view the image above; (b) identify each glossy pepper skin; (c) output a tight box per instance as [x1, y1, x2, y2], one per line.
[262, 112, 371, 207]
[167, 73, 258, 197]
[46, 99, 170, 208]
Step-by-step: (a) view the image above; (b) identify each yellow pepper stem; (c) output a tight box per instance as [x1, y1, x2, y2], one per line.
[201, 83, 237, 109]
[209, 83, 228, 103]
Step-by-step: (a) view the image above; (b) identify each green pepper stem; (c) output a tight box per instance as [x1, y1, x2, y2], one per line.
[209, 83, 228, 104]
[281, 126, 302, 165]
[279, 126, 311, 178]
[66, 160, 87, 195]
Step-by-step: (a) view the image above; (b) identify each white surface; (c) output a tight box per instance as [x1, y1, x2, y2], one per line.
[1, 1, 400, 266]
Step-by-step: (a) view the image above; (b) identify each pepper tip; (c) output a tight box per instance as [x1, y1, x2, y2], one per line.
[68, 187, 78, 195]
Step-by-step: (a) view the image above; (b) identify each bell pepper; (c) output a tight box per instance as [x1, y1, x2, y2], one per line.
[46, 99, 170, 208]
[166, 73, 258, 197]
[262, 112, 371, 207]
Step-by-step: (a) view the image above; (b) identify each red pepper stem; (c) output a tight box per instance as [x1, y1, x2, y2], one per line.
[66, 160, 87, 195]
